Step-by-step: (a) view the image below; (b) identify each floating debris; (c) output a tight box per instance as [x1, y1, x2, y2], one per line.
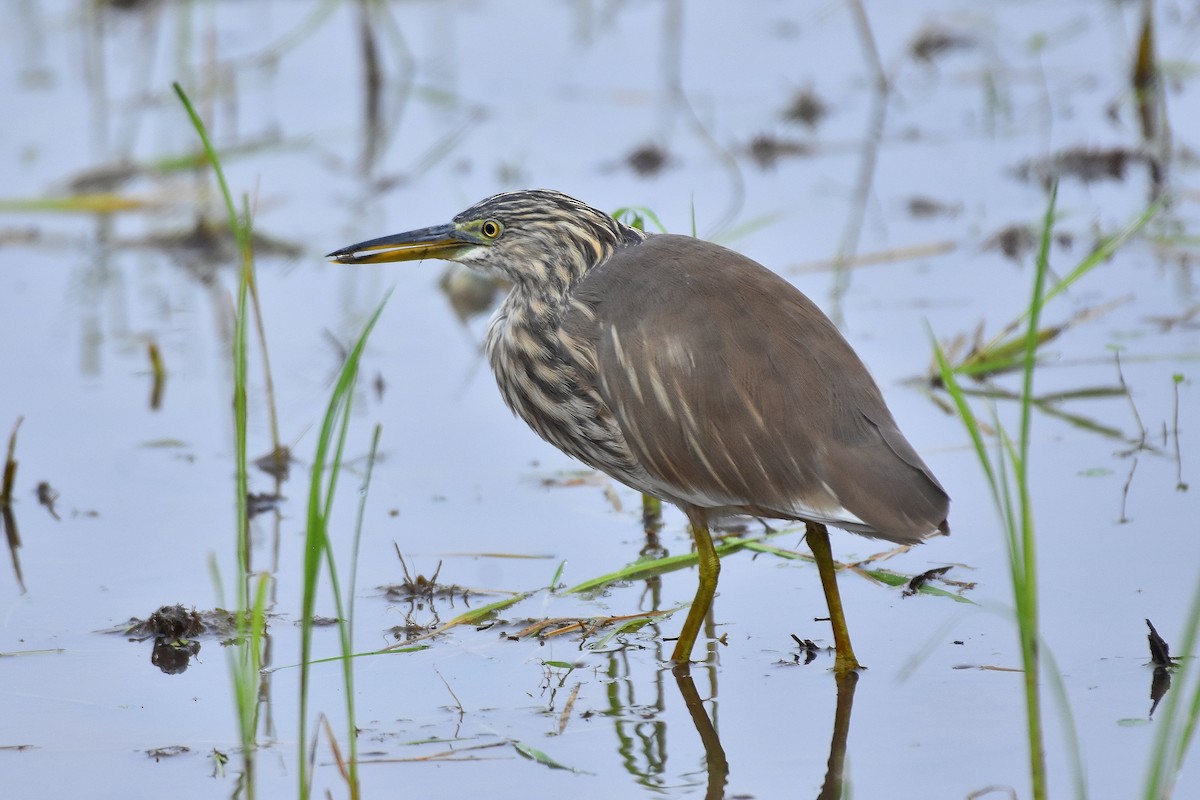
[144, 605, 204, 640]
[788, 634, 821, 666]
[906, 196, 961, 219]
[625, 143, 669, 177]
[1144, 305, 1200, 333]
[1013, 146, 1143, 188]
[254, 445, 292, 481]
[903, 565, 954, 597]
[210, 748, 229, 779]
[983, 223, 1035, 262]
[1146, 618, 1177, 717]
[910, 25, 976, 63]
[247, 491, 285, 518]
[781, 87, 828, 128]
[65, 161, 140, 193]
[1146, 618, 1176, 668]
[106, 605, 240, 675]
[146, 745, 190, 761]
[983, 223, 1073, 263]
[139, 217, 303, 275]
[383, 546, 450, 601]
[747, 134, 812, 169]
[35, 481, 60, 521]
[439, 264, 506, 322]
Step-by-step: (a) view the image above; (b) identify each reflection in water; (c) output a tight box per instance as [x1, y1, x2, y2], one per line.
[598, 520, 724, 795]
[151, 636, 202, 675]
[355, 0, 385, 178]
[125, 604, 206, 674]
[14, 0, 52, 89]
[828, 0, 891, 327]
[1131, 2, 1168, 201]
[604, 648, 670, 791]
[253, 447, 293, 482]
[438, 264, 506, 323]
[817, 671, 859, 800]
[1150, 666, 1171, 718]
[598, 531, 859, 799]
[657, 0, 744, 236]
[2, 416, 25, 593]
[146, 339, 166, 410]
[1, 503, 22, 594]
[641, 495, 665, 548]
[673, 667, 729, 800]
[600, 651, 859, 799]
[1, 0, 1191, 794]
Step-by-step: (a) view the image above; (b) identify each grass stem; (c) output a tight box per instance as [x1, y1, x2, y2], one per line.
[174, 81, 263, 799]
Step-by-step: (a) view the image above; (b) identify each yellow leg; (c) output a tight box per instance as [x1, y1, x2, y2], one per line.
[671, 508, 720, 664]
[806, 522, 863, 675]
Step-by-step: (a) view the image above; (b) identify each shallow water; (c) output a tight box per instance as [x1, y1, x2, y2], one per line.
[1, 2, 1198, 798]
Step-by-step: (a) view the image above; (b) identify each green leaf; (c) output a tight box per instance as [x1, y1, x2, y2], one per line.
[511, 740, 584, 772]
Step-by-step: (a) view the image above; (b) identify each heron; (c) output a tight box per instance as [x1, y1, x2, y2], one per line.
[328, 189, 949, 673]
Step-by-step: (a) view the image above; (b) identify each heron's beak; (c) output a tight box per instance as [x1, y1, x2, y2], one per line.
[326, 223, 473, 265]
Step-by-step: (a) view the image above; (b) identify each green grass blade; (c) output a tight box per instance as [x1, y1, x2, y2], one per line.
[610, 205, 668, 233]
[511, 740, 584, 772]
[932, 184, 1097, 800]
[298, 293, 390, 799]
[175, 81, 260, 799]
[959, 199, 1162, 374]
[437, 591, 538, 630]
[1040, 199, 1162, 309]
[264, 644, 432, 674]
[1014, 182, 1055, 800]
[0, 194, 149, 213]
[171, 83, 248, 254]
[584, 615, 667, 650]
[738, 540, 974, 603]
[548, 560, 566, 588]
[932, 336, 1004, 513]
[562, 534, 775, 594]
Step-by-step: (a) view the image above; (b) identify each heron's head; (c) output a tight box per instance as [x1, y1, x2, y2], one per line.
[327, 189, 644, 295]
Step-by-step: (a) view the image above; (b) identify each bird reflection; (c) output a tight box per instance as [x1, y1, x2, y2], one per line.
[619, 509, 856, 797]
[598, 539, 859, 799]
[663, 661, 858, 799]
[673, 668, 729, 800]
[817, 671, 859, 800]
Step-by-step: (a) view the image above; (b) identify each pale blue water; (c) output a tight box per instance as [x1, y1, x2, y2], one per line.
[1, 2, 1197, 798]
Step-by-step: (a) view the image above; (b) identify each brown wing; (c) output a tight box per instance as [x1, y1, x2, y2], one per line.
[562, 234, 948, 544]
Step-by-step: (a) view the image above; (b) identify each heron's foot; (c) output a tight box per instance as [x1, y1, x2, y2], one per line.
[832, 649, 865, 676]
[670, 658, 694, 678]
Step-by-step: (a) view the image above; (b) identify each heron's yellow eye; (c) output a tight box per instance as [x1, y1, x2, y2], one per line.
[480, 220, 502, 239]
